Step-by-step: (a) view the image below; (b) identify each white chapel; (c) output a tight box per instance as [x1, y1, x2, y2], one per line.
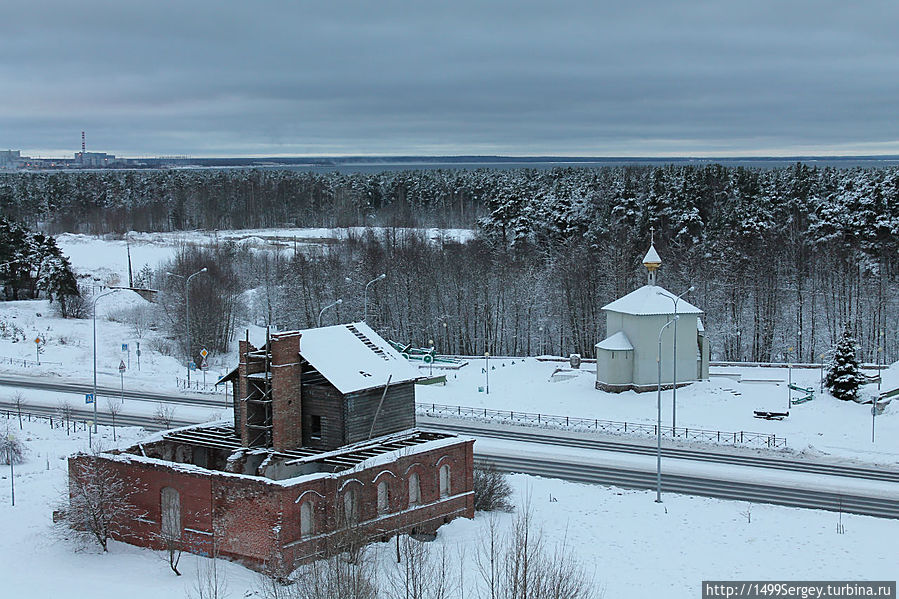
[595, 242, 710, 392]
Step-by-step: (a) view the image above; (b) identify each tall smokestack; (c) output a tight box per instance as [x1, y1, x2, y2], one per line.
[81, 131, 85, 154]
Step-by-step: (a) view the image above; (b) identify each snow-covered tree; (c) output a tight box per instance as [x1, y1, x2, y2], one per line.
[61, 450, 143, 552]
[825, 325, 863, 402]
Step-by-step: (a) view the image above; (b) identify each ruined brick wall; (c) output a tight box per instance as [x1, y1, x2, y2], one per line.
[67, 436, 475, 572]
[281, 439, 475, 566]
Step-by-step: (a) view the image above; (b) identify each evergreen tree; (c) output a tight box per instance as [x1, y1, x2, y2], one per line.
[825, 325, 863, 401]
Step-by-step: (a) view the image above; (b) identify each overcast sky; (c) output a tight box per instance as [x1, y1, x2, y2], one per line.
[2, 1, 898, 158]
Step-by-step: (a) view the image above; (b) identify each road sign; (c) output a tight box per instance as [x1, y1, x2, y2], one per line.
[200, 348, 208, 358]
[119, 360, 126, 373]
[122, 343, 129, 352]
[85, 394, 93, 404]
[189, 361, 197, 371]
[34, 337, 40, 344]
[201, 358, 209, 370]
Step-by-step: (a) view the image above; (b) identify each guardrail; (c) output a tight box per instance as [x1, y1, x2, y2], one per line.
[416, 402, 787, 448]
[175, 378, 227, 394]
[0, 355, 63, 367]
[3, 408, 92, 434]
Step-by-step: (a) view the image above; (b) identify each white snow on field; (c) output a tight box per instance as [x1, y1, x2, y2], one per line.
[414, 358, 899, 465]
[0, 419, 895, 599]
[55, 226, 476, 284]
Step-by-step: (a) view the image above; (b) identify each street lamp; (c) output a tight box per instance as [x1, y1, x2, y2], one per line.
[657, 285, 694, 430]
[363, 274, 386, 323]
[656, 315, 678, 503]
[167, 267, 207, 387]
[318, 298, 343, 327]
[428, 339, 434, 377]
[91, 285, 158, 442]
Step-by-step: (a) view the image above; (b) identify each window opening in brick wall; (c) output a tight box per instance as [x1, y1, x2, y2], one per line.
[408, 472, 421, 506]
[310, 415, 322, 440]
[161, 487, 181, 540]
[343, 488, 357, 526]
[377, 480, 389, 514]
[439, 464, 450, 498]
[300, 500, 314, 537]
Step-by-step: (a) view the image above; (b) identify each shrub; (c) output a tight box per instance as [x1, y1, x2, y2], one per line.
[473, 461, 514, 512]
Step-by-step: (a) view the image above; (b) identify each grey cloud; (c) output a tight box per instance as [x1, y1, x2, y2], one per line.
[1, 0, 898, 156]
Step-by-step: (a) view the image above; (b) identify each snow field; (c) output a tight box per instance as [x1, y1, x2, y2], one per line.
[0, 418, 896, 599]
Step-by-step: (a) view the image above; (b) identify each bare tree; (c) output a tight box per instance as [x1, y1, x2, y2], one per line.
[105, 398, 124, 442]
[11, 391, 27, 430]
[473, 461, 514, 513]
[57, 400, 75, 435]
[188, 555, 229, 599]
[59, 449, 143, 552]
[256, 528, 378, 599]
[477, 506, 599, 599]
[386, 535, 455, 599]
[154, 403, 177, 429]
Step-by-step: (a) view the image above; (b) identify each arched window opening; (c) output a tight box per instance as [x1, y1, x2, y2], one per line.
[377, 481, 390, 514]
[408, 472, 421, 507]
[161, 487, 181, 540]
[439, 464, 451, 498]
[343, 488, 357, 526]
[300, 501, 314, 537]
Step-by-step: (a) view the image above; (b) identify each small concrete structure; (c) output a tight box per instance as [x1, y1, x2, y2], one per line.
[596, 243, 709, 392]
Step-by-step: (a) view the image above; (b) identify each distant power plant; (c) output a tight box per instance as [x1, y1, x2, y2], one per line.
[73, 131, 117, 167]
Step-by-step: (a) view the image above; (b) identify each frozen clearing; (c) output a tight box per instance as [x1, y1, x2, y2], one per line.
[0, 419, 895, 599]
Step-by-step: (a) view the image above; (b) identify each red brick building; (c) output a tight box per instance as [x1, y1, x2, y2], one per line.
[68, 323, 474, 571]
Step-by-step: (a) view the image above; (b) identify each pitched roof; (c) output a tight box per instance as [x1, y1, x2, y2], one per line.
[602, 285, 703, 316]
[217, 322, 420, 394]
[297, 321, 421, 394]
[595, 331, 634, 351]
[642, 244, 662, 265]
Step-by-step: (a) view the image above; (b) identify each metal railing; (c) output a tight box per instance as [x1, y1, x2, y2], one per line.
[416, 402, 787, 448]
[0, 355, 62, 367]
[175, 378, 227, 394]
[3, 408, 92, 434]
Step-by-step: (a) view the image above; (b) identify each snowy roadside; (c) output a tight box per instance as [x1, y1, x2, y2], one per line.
[0, 418, 896, 599]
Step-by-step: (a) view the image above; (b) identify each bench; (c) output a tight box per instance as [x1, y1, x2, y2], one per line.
[753, 410, 789, 420]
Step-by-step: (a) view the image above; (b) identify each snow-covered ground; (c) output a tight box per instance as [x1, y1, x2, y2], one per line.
[2, 226, 897, 467]
[56, 226, 476, 284]
[1, 230, 896, 597]
[415, 358, 899, 466]
[0, 418, 895, 599]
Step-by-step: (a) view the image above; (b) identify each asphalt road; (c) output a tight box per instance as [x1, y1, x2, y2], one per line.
[2, 375, 897, 519]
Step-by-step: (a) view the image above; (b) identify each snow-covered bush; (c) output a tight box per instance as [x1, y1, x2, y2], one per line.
[825, 325, 863, 402]
[473, 461, 514, 512]
[0, 433, 26, 465]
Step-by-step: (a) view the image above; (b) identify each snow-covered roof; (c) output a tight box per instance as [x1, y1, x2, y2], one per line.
[297, 321, 420, 394]
[602, 285, 703, 316]
[642, 244, 662, 265]
[595, 331, 634, 351]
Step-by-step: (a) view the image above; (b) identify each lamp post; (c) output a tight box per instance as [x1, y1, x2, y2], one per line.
[787, 346, 794, 412]
[168, 268, 207, 387]
[485, 351, 490, 395]
[318, 298, 343, 327]
[428, 339, 434, 377]
[656, 316, 678, 503]
[91, 285, 159, 443]
[657, 286, 694, 430]
[363, 274, 386, 323]
[93, 289, 122, 438]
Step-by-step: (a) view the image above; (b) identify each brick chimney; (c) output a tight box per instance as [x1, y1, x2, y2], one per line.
[270, 332, 303, 451]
